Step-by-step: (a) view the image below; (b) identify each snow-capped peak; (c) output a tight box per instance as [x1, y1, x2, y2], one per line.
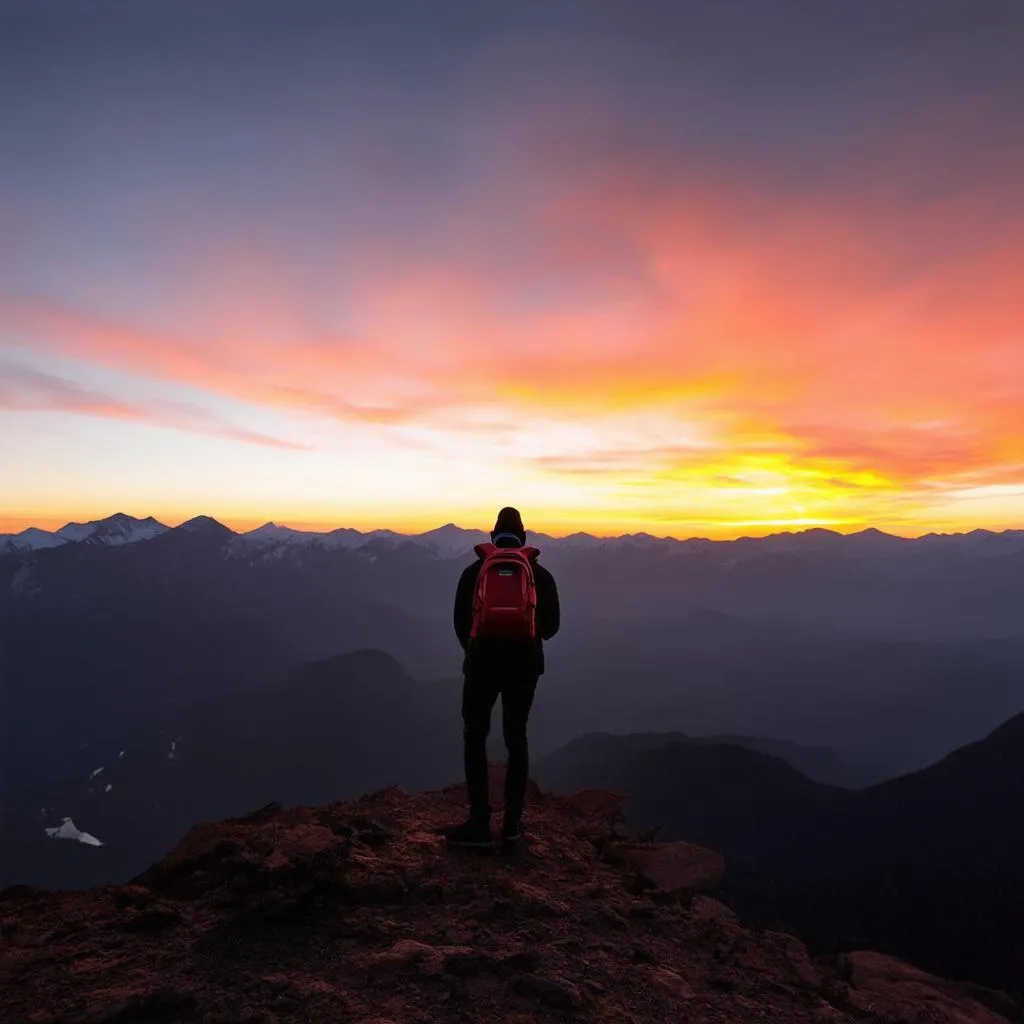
[54, 522, 94, 543]
[57, 513, 169, 547]
[0, 527, 67, 554]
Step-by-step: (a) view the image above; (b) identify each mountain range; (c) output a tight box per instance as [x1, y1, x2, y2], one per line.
[3, 512, 1023, 786]
[4, 511, 1024, 561]
[0, 512, 170, 552]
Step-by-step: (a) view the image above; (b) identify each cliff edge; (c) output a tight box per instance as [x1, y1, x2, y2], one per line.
[1, 780, 1016, 1023]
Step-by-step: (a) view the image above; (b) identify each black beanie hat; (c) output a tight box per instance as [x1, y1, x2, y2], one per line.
[492, 506, 526, 545]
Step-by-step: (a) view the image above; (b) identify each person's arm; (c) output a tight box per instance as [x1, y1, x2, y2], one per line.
[453, 563, 478, 650]
[536, 565, 560, 641]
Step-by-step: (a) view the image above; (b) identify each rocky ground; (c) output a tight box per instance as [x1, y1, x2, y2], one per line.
[1, 777, 1018, 1024]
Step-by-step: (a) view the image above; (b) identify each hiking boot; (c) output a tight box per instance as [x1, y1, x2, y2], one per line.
[443, 819, 493, 849]
[500, 820, 523, 849]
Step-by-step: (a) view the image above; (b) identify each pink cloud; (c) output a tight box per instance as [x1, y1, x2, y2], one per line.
[0, 360, 309, 450]
[1, 165, 1021, 513]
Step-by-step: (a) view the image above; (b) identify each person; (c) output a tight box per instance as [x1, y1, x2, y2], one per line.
[444, 507, 560, 848]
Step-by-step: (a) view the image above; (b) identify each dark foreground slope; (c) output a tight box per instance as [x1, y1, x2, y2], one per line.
[1, 781, 1017, 1024]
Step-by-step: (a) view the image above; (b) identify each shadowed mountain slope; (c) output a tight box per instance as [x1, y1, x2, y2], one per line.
[534, 717, 1024, 999]
[3, 650, 462, 891]
[535, 730, 883, 788]
[5, 520, 1024, 787]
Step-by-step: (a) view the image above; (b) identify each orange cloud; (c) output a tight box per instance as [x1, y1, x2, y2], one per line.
[1, 167, 1021, 534]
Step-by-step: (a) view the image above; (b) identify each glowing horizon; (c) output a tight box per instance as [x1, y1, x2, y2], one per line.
[2, 4, 1022, 539]
[2, 508, 1021, 545]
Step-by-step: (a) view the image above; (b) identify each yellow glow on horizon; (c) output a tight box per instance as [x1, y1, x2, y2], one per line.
[1, 170, 1020, 537]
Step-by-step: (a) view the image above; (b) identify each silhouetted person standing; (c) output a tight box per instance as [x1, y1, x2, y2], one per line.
[445, 507, 560, 848]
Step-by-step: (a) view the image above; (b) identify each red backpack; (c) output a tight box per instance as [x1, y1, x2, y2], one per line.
[470, 543, 540, 642]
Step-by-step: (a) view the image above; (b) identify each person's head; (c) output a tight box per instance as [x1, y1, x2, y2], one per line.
[491, 506, 526, 548]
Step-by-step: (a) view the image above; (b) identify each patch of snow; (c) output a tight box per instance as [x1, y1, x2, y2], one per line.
[90, 767, 104, 779]
[55, 522, 94, 543]
[45, 817, 104, 847]
[119, 750, 125, 758]
[104, 521, 167, 545]
[21, 527, 66, 549]
[104, 784, 113, 793]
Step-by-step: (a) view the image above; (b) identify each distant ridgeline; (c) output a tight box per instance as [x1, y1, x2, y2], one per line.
[4, 511, 1024, 560]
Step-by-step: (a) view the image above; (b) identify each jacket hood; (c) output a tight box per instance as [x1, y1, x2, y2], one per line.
[491, 506, 527, 546]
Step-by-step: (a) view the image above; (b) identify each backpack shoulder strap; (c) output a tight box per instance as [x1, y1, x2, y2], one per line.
[475, 543, 540, 563]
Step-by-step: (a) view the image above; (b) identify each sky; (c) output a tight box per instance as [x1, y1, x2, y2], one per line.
[1, 0, 1022, 538]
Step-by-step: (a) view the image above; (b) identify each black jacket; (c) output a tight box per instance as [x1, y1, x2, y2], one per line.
[453, 547, 560, 676]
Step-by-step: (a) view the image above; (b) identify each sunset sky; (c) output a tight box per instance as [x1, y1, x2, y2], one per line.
[1, 1, 1022, 538]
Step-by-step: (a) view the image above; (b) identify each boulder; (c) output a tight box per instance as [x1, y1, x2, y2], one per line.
[609, 840, 725, 895]
[842, 951, 1010, 1024]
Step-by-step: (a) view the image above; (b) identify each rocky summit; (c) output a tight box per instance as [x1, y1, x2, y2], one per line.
[1, 779, 1016, 1024]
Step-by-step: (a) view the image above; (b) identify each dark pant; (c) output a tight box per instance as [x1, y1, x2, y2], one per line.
[462, 666, 538, 826]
